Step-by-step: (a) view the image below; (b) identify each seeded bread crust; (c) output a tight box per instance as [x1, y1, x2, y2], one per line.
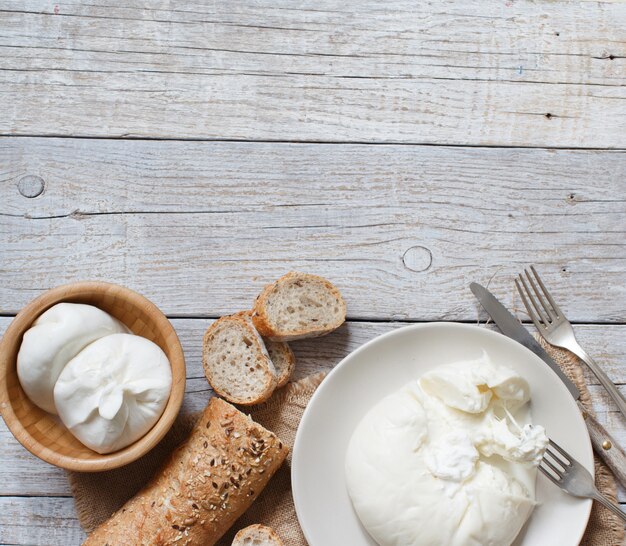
[232, 524, 285, 546]
[203, 315, 277, 406]
[83, 398, 289, 546]
[252, 272, 346, 341]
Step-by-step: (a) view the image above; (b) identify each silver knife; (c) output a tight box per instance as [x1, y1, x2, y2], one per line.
[470, 282, 626, 487]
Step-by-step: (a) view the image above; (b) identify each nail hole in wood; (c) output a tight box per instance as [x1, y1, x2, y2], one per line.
[17, 175, 45, 198]
[545, 113, 553, 120]
[402, 246, 432, 272]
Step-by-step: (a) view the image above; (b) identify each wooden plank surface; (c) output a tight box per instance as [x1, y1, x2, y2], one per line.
[1, 1, 625, 544]
[0, 497, 86, 546]
[2, 138, 625, 321]
[0, 1, 624, 146]
[1, 317, 624, 496]
[0, 316, 624, 545]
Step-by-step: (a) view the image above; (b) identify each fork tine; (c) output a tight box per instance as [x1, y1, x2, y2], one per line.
[540, 458, 564, 480]
[515, 279, 547, 332]
[538, 466, 560, 484]
[530, 265, 563, 318]
[517, 274, 551, 326]
[548, 439, 572, 464]
[524, 268, 556, 322]
[544, 447, 569, 471]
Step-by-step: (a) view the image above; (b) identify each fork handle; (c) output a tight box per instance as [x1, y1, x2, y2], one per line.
[568, 345, 626, 420]
[591, 490, 626, 523]
[579, 402, 626, 488]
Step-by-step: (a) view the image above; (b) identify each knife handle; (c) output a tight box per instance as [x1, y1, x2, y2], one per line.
[577, 401, 626, 488]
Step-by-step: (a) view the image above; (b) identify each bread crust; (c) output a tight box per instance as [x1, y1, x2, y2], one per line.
[203, 315, 277, 405]
[232, 311, 295, 387]
[264, 340, 295, 388]
[232, 524, 284, 545]
[252, 272, 346, 341]
[83, 397, 289, 546]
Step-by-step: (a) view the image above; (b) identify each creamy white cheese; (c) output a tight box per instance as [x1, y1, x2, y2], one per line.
[345, 354, 548, 546]
[53, 333, 172, 454]
[17, 303, 128, 414]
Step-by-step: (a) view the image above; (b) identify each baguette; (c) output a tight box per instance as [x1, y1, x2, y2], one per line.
[83, 397, 289, 546]
[252, 272, 346, 341]
[234, 311, 295, 387]
[232, 524, 284, 546]
[203, 314, 277, 405]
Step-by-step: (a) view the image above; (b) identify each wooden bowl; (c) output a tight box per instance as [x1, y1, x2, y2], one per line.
[0, 282, 186, 472]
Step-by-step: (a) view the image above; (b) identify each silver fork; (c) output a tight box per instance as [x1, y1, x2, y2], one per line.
[540, 438, 626, 522]
[515, 266, 626, 420]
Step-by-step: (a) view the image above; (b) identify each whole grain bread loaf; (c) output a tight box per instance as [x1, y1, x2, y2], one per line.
[83, 397, 289, 546]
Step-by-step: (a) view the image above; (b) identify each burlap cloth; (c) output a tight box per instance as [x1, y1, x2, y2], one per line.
[68, 341, 624, 545]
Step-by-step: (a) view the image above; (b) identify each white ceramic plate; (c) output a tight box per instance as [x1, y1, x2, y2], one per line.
[292, 323, 593, 546]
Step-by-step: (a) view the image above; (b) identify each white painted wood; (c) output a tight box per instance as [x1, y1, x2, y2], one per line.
[1, 317, 624, 504]
[1, 314, 624, 543]
[1, 3, 625, 543]
[2, 138, 625, 321]
[0, 496, 86, 545]
[0, 1, 624, 146]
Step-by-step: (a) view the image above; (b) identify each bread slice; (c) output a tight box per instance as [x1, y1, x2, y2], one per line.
[203, 314, 277, 405]
[264, 339, 295, 388]
[234, 311, 295, 387]
[252, 272, 346, 341]
[232, 524, 284, 546]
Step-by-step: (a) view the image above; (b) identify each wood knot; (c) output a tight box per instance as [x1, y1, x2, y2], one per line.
[402, 246, 432, 272]
[17, 175, 45, 198]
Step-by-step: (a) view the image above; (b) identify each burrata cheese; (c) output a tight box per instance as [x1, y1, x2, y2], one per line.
[345, 354, 548, 546]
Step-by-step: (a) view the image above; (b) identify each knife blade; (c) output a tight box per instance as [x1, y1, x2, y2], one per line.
[470, 282, 579, 398]
[470, 281, 626, 487]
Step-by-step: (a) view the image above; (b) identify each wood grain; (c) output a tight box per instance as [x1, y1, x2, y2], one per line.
[1, 2, 625, 543]
[0, 1, 624, 146]
[1, 138, 625, 321]
[1, 317, 624, 500]
[0, 496, 86, 545]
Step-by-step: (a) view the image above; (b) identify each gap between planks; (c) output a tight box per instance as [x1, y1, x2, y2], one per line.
[0, 134, 625, 152]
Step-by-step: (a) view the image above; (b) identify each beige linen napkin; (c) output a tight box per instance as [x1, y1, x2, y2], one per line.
[68, 343, 624, 545]
[535, 337, 625, 546]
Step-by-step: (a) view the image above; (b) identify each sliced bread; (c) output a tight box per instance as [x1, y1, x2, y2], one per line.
[203, 314, 277, 405]
[264, 339, 295, 387]
[232, 524, 284, 546]
[235, 311, 295, 387]
[252, 272, 346, 341]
